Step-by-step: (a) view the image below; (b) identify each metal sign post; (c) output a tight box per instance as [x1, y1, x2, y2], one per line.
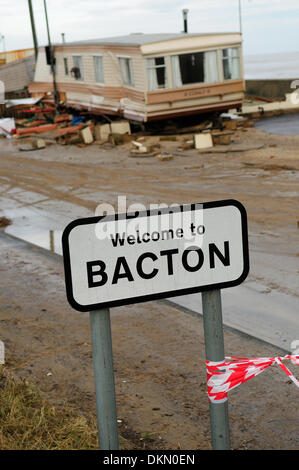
[202, 289, 230, 450]
[90, 308, 119, 450]
[62, 199, 249, 450]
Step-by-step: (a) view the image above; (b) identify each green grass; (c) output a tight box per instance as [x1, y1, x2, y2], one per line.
[0, 366, 99, 450]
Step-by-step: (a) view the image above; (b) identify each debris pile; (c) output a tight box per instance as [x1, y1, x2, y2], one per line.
[1, 98, 134, 148]
[0, 99, 255, 159]
[130, 138, 161, 157]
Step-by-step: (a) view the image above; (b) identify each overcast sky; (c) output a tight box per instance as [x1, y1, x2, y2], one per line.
[1, 0, 299, 56]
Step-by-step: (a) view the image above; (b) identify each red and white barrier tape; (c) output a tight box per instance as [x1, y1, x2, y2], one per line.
[206, 355, 299, 403]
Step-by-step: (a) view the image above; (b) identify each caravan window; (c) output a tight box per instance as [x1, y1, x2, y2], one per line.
[93, 56, 104, 83]
[222, 48, 241, 80]
[63, 58, 69, 76]
[171, 51, 219, 88]
[146, 57, 167, 91]
[119, 57, 134, 86]
[72, 56, 84, 80]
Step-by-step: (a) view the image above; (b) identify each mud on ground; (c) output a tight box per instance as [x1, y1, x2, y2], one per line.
[0, 124, 298, 449]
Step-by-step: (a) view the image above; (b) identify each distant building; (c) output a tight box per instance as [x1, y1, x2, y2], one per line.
[29, 33, 244, 122]
[0, 56, 35, 98]
[0, 48, 35, 99]
[0, 47, 34, 65]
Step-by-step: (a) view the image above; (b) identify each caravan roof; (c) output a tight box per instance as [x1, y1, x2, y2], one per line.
[57, 32, 239, 47]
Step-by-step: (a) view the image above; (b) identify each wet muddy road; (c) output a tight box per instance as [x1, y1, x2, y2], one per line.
[256, 113, 299, 136]
[0, 125, 298, 449]
[0, 126, 298, 350]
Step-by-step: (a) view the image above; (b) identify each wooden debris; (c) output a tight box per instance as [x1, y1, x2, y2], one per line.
[58, 124, 85, 135]
[176, 121, 212, 134]
[94, 123, 111, 142]
[211, 131, 233, 146]
[110, 120, 131, 135]
[109, 133, 124, 145]
[222, 120, 237, 130]
[194, 133, 213, 150]
[184, 164, 204, 170]
[32, 138, 46, 149]
[16, 124, 57, 136]
[157, 153, 174, 161]
[131, 141, 143, 148]
[79, 126, 94, 145]
[159, 136, 177, 141]
[198, 143, 264, 154]
[121, 134, 136, 143]
[130, 140, 161, 155]
[55, 114, 71, 123]
[177, 139, 194, 151]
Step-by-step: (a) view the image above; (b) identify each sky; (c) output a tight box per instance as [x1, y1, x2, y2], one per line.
[0, 0, 299, 56]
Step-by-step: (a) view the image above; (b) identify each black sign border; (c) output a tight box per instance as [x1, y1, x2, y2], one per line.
[62, 199, 249, 312]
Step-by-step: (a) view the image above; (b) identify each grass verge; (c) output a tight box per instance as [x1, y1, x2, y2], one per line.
[0, 366, 99, 450]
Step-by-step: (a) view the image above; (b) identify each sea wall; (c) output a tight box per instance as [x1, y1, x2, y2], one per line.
[245, 79, 295, 100]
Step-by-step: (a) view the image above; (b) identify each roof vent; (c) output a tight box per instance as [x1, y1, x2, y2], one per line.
[182, 9, 189, 34]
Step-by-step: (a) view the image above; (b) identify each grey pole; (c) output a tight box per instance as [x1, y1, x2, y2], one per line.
[239, 0, 242, 34]
[90, 308, 119, 450]
[43, 0, 59, 112]
[201, 289, 230, 450]
[28, 0, 39, 62]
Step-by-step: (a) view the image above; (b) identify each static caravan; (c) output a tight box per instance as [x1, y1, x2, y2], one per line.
[29, 33, 245, 122]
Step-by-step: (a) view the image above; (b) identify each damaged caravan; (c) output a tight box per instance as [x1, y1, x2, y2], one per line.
[29, 32, 245, 122]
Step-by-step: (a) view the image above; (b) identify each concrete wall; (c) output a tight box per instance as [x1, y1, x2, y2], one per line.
[245, 79, 294, 100]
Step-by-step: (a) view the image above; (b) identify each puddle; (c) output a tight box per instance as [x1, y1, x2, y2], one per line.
[0, 203, 91, 257]
[5, 226, 63, 255]
[3, 212, 298, 352]
[256, 114, 299, 135]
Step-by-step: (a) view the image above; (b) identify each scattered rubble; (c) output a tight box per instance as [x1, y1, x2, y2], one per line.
[198, 143, 265, 154]
[0, 216, 12, 227]
[80, 126, 94, 145]
[157, 153, 174, 162]
[211, 131, 233, 145]
[32, 138, 46, 149]
[194, 133, 213, 150]
[0, 117, 16, 137]
[0, 98, 255, 159]
[130, 140, 161, 157]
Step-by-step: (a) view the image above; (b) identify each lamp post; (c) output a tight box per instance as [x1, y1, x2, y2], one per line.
[0, 34, 6, 53]
[28, 0, 38, 61]
[239, 0, 242, 34]
[43, 0, 59, 112]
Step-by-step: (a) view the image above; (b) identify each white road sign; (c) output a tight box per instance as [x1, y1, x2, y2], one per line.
[62, 200, 249, 311]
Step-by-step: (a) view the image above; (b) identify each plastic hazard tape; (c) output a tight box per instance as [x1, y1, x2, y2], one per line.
[206, 355, 299, 403]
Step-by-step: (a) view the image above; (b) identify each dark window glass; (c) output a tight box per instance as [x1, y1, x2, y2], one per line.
[179, 52, 204, 84]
